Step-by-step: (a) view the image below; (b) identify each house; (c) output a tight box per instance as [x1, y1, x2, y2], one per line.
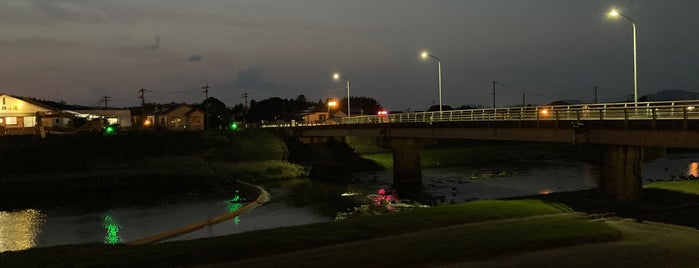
[154, 104, 205, 131]
[0, 94, 137, 134]
[74, 109, 132, 129]
[302, 105, 349, 123]
[0, 94, 56, 134]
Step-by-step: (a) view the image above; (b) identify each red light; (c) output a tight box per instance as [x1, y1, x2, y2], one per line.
[377, 110, 388, 116]
[378, 188, 386, 195]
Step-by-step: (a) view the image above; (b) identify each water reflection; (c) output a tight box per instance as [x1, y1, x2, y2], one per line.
[102, 215, 121, 245]
[0, 209, 44, 252]
[226, 190, 244, 225]
[689, 162, 699, 178]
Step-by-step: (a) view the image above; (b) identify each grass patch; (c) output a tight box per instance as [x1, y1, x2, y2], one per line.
[645, 180, 699, 195]
[210, 160, 307, 182]
[362, 153, 393, 168]
[231, 216, 620, 267]
[0, 199, 620, 267]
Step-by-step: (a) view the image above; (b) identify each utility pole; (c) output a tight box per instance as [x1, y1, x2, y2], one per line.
[201, 82, 210, 100]
[594, 85, 598, 104]
[102, 96, 111, 109]
[242, 92, 249, 111]
[522, 93, 526, 107]
[202, 82, 211, 130]
[139, 88, 148, 107]
[241, 92, 249, 123]
[138, 88, 151, 128]
[492, 81, 498, 108]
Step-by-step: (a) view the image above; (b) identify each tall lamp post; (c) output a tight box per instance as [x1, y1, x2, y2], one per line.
[421, 51, 442, 113]
[333, 73, 351, 118]
[608, 8, 638, 107]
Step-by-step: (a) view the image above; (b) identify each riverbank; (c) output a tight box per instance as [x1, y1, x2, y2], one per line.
[0, 200, 621, 267]
[0, 168, 699, 267]
[2, 179, 698, 266]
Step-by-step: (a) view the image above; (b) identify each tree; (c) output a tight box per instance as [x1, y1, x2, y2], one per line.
[245, 96, 314, 122]
[337, 96, 381, 115]
[197, 97, 233, 130]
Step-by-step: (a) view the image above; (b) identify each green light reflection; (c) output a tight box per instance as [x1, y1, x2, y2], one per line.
[103, 215, 121, 245]
[227, 190, 245, 225]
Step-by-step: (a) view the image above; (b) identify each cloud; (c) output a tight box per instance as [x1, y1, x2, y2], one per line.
[233, 67, 287, 92]
[15, 0, 110, 22]
[188, 54, 202, 62]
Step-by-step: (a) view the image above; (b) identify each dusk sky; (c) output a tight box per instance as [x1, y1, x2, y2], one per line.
[1, 0, 698, 111]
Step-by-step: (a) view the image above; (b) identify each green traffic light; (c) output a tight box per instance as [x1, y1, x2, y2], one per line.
[230, 122, 238, 130]
[105, 126, 115, 134]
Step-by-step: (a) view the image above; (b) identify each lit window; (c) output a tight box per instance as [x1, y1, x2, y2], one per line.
[5, 117, 17, 125]
[23, 117, 36, 127]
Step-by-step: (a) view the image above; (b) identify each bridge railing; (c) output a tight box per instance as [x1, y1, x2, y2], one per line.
[262, 100, 699, 127]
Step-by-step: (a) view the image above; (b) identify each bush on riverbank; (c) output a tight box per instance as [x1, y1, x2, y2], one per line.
[0, 130, 302, 211]
[0, 130, 288, 177]
[286, 138, 383, 182]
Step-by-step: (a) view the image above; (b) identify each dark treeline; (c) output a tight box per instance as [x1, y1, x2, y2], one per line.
[207, 95, 383, 123]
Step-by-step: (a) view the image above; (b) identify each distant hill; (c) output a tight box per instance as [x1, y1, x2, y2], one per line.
[641, 89, 699, 101]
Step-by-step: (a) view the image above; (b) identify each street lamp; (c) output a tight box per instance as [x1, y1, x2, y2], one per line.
[333, 73, 351, 118]
[608, 8, 638, 107]
[327, 100, 337, 117]
[421, 51, 442, 113]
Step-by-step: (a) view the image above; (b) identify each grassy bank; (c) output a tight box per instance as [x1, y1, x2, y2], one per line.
[645, 180, 699, 194]
[350, 138, 574, 169]
[0, 200, 621, 267]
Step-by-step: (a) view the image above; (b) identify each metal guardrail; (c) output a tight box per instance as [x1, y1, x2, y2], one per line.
[261, 100, 699, 128]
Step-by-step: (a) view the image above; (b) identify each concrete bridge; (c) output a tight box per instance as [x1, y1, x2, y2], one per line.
[264, 100, 699, 201]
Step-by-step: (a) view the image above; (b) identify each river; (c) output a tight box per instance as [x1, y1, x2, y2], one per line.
[1, 153, 698, 252]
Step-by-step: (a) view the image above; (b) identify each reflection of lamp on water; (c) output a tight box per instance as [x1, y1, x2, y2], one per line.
[688, 162, 699, 178]
[539, 189, 554, 195]
[0, 209, 44, 252]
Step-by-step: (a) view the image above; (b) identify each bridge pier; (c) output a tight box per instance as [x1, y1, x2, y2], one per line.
[598, 145, 644, 201]
[578, 145, 663, 201]
[378, 138, 433, 186]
